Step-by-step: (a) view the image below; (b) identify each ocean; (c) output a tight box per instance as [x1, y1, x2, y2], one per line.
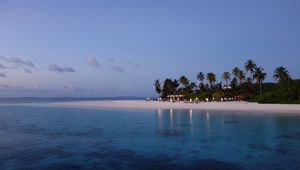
[0, 101, 300, 169]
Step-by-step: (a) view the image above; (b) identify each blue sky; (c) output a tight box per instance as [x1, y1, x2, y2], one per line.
[0, 0, 299, 97]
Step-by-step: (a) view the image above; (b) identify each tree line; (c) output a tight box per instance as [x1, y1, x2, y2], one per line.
[154, 59, 300, 104]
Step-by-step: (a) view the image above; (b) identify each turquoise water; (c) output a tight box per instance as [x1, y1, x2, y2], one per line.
[0, 104, 300, 169]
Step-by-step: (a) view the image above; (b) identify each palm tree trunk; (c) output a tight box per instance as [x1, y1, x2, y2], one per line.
[259, 82, 262, 94]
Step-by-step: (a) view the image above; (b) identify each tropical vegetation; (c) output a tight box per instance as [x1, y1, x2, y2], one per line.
[154, 59, 300, 104]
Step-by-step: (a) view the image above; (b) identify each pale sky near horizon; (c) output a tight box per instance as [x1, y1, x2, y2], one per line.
[0, 0, 300, 97]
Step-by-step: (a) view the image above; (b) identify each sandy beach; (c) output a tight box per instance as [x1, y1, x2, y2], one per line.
[51, 100, 300, 113]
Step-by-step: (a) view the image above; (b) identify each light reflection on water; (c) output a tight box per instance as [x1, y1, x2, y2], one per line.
[0, 105, 300, 169]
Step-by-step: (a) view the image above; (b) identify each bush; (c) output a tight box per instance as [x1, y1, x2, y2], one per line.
[198, 92, 211, 101]
[186, 92, 199, 100]
[252, 80, 300, 104]
[212, 92, 222, 101]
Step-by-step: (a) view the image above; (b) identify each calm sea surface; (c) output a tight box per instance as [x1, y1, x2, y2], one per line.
[0, 103, 300, 169]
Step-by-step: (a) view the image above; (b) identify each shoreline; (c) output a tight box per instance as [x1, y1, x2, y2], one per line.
[50, 100, 300, 114]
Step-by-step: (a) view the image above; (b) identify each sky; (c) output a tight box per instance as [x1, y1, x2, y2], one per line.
[0, 0, 300, 97]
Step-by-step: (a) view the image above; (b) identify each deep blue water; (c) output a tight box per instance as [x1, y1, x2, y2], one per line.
[0, 104, 300, 170]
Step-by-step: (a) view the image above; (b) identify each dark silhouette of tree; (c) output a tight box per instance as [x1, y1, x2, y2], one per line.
[154, 79, 161, 96]
[161, 79, 179, 98]
[197, 72, 205, 83]
[253, 67, 267, 94]
[206, 72, 216, 87]
[179, 75, 189, 87]
[244, 59, 257, 82]
[222, 71, 231, 87]
[273, 66, 291, 83]
[238, 70, 246, 85]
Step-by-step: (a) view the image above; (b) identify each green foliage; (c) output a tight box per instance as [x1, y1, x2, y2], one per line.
[251, 80, 300, 104]
[185, 91, 212, 101]
[179, 75, 189, 87]
[222, 71, 231, 86]
[154, 79, 161, 94]
[212, 92, 222, 101]
[206, 72, 216, 86]
[244, 59, 257, 75]
[232, 67, 240, 79]
[197, 72, 205, 82]
[238, 70, 246, 84]
[223, 88, 234, 98]
[161, 78, 179, 98]
[198, 82, 206, 92]
[198, 92, 211, 100]
[273, 66, 291, 83]
[253, 67, 267, 94]
[186, 92, 199, 100]
[155, 59, 299, 104]
[239, 83, 252, 99]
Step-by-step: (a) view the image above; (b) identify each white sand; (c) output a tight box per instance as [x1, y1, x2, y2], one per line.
[51, 100, 300, 114]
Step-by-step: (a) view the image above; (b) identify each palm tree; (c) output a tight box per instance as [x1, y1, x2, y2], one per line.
[162, 78, 178, 98]
[190, 82, 196, 91]
[238, 70, 246, 85]
[154, 79, 161, 95]
[179, 75, 189, 87]
[222, 71, 231, 87]
[232, 67, 240, 79]
[244, 59, 257, 82]
[273, 66, 291, 83]
[206, 72, 216, 87]
[197, 72, 205, 83]
[232, 67, 245, 85]
[197, 72, 205, 91]
[173, 79, 179, 90]
[253, 67, 267, 94]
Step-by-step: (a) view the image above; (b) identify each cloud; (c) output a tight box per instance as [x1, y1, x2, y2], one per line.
[121, 59, 141, 69]
[48, 64, 76, 73]
[0, 56, 36, 68]
[107, 57, 116, 63]
[2, 85, 50, 93]
[87, 57, 101, 68]
[0, 84, 12, 90]
[105, 58, 141, 72]
[17, 86, 27, 91]
[0, 63, 8, 69]
[29, 85, 51, 93]
[24, 69, 33, 74]
[63, 84, 83, 92]
[103, 87, 114, 91]
[0, 73, 8, 78]
[132, 63, 141, 69]
[111, 65, 125, 72]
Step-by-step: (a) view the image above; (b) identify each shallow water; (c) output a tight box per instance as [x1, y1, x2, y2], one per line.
[0, 104, 300, 169]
